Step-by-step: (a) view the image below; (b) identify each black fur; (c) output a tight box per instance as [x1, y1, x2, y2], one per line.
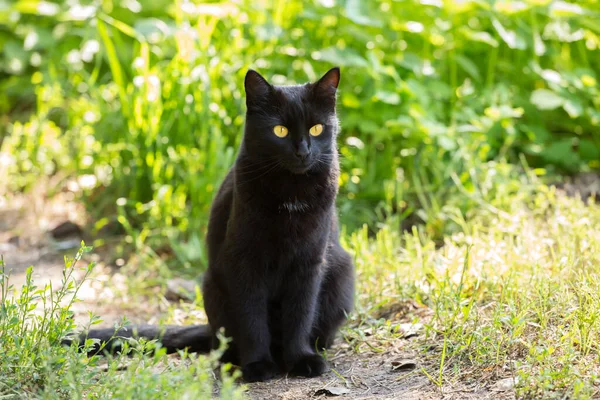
[68, 68, 355, 382]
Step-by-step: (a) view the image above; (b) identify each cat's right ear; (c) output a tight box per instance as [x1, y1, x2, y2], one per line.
[245, 69, 272, 109]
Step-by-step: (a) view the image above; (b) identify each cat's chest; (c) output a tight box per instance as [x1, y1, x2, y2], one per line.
[228, 196, 331, 272]
[278, 197, 311, 214]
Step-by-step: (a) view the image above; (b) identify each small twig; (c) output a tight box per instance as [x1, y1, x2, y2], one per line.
[371, 377, 392, 391]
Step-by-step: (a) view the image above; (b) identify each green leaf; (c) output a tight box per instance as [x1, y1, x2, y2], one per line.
[562, 94, 584, 118]
[97, 19, 130, 117]
[342, 92, 361, 108]
[579, 140, 600, 161]
[358, 119, 381, 133]
[492, 18, 526, 50]
[455, 54, 481, 82]
[358, 119, 379, 134]
[398, 53, 423, 73]
[550, 1, 585, 18]
[318, 46, 368, 68]
[459, 28, 499, 47]
[540, 139, 577, 165]
[344, 0, 381, 27]
[580, 18, 600, 35]
[438, 135, 457, 151]
[134, 18, 173, 43]
[524, 125, 551, 143]
[530, 89, 564, 110]
[102, 15, 140, 40]
[374, 90, 401, 105]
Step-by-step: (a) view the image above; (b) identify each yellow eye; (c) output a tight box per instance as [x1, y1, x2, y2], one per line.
[273, 125, 288, 138]
[309, 124, 323, 136]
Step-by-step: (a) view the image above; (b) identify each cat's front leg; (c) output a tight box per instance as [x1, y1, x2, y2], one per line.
[225, 274, 278, 382]
[279, 267, 327, 377]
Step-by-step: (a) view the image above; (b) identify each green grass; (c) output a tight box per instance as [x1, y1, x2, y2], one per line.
[345, 181, 600, 398]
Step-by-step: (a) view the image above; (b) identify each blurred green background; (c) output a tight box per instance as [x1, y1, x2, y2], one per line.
[1, 0, 599, 271]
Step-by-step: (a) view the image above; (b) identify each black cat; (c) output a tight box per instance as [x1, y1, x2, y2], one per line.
[70, 67, 355, 382]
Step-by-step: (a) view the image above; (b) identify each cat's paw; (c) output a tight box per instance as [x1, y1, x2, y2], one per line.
[289, 354, 327, 377]
[242, 360, 279, 382]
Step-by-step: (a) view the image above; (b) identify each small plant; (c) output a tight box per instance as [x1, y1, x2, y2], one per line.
[0, 244, 95, 395]
[0, 245, 246, 399]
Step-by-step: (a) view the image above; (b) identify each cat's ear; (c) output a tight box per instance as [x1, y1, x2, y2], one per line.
[245, 69, 272, 109]
[312, 67, 340, 106]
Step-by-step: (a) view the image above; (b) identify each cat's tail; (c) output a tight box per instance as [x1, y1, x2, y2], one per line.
[63, 324, 212, 356]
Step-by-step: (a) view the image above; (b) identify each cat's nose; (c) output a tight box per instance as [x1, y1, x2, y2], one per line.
[295, 143, 310, 161]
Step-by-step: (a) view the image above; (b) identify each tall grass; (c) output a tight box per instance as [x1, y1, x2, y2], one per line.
[2, 0, 599, 265]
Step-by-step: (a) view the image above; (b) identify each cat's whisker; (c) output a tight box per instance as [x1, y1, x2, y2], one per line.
[235, 159, 281, 176]
[311, 153, 336, 170]
[236, 155, 279, 167]
[236, 164, 277, 177]
[237, 160, 282, 184]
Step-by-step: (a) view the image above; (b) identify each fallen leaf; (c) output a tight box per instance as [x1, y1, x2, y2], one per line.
[314, 386, 350, 396]
[399, 322, 423, 339]
[391, 359, 417, 371]
[492, 377, 518, 391]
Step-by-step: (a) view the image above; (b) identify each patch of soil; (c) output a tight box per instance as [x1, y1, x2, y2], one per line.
[246, 349, 433, 400]
[0, 188, 86, 288]
[554, 172, 600, 202]
[244, 342, 515, 400]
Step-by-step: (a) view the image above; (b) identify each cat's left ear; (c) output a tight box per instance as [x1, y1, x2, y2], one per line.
[312, 67, 340, 106]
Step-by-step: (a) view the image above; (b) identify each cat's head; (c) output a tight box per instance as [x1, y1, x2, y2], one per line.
[242, 67, 340, 175]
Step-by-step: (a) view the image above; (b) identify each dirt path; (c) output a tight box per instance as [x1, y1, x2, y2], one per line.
[0, 187, 164, 326]
[0, 190, 80, 287]
[0, 189, 515, 400]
